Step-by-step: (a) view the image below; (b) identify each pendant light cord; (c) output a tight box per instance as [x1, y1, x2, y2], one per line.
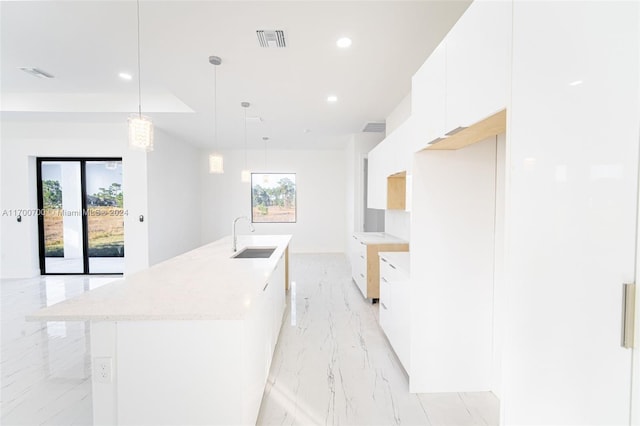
[244, 107, 248, 168]
[136, 0, 142, 118]
[214, 62, 217, 151]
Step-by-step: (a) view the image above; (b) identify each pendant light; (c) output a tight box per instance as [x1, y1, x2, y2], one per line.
[128, 0, 154, 152]
[262, 136, 270, 184]
[240, 102, 251, 182]
[208, 56, 224, 174]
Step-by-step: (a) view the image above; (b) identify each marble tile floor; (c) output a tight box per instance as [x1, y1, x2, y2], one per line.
[257, 254, 499, 426]
[1, 254, 498, 426]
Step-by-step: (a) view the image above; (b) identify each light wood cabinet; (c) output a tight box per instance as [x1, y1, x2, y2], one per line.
[386, 172, 407, 210]
[350, 233, 409, 301]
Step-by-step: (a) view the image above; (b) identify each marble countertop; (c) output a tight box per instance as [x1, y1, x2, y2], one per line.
[378, 251, 410, 274]
[353, 232, 408, 245]
[27, 234, 292, 322]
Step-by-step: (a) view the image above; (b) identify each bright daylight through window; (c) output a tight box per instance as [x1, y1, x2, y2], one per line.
[251, 173, 296, 223]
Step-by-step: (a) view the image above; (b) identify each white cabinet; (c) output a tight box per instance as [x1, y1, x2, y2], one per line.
[445, 0, 511, 130]
[412, 42, 446, 146]
[503, 1, 639, 424]
[366, 144, 387, 210]
[378, 253, 410, 372]
[350, 234, 368, 297]
[262, 253, 286, 377]
[410, 0, 510, 151]
[350, 233, 409, 300]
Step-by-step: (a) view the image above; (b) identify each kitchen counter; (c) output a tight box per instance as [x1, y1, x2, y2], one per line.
[28, 234, 291, 322]
[27, 234, 292, 426]
[353, 232, 408, 245]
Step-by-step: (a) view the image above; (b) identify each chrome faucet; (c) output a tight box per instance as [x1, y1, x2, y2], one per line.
[232, 216, 255, 252]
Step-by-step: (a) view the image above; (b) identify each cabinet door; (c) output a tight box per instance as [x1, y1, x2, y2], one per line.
[379, 268, 393, 336]
[445, 0, 510, 129]
[367, 145, 387, 209]
[505, 1, 639, 424]
[411, 42, 446, 146]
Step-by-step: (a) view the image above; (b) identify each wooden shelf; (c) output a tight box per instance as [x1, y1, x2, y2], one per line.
[424, 109, 506, 151]
[387, 171, 406, 210]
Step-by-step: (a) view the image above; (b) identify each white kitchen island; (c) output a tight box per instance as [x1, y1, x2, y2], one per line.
[28, 234, 292, 426]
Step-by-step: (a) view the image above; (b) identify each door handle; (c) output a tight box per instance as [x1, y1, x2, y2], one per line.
[621, 283, 635, 348]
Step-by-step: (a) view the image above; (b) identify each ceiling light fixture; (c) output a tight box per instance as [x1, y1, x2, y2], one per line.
[241, 102, 251, 183]
[208, 55, 224, 174]
[263, 136, 269, 168]
[119, 72, 133, 80]
[128, 0, 154, 152]
[336, 37, 352, 48]
[327, 95, 338, 103]
[569, 80, 583, 87]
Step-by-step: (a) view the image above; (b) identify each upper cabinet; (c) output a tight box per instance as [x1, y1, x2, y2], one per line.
[445, 0, 511, 130]
[411, 43, 447, 146]
[386, 172, 406, 210]
[412, 0, 511, 148]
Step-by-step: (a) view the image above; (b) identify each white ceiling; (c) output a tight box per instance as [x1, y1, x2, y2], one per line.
[0, 1, 471, 150]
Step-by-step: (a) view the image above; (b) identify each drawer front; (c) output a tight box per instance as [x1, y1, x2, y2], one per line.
[379, 256, 408, 283]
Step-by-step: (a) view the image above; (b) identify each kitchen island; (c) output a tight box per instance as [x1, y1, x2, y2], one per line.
[28, 234, 292, 426]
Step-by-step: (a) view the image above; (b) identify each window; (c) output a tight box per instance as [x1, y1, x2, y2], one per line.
[251, 173, 296, 223]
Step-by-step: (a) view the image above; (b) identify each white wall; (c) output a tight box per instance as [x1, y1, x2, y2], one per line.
[410, 136, 497, 392]
[147, 130, 202, 265]
[384, 210, 410, 241]
[0, 121, 149, 278]
[200, 148, 346, 253]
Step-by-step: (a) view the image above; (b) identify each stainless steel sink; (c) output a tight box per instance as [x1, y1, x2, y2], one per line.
[231, 247, 277, 259]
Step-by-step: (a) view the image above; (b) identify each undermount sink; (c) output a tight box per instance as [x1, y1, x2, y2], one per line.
[232, 247, 277, 259]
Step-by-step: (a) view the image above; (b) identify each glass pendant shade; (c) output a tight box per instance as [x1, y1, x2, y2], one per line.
[241, 169, 251, 183]
[209, 154, 224, 174]
[128, 114, 154, 152]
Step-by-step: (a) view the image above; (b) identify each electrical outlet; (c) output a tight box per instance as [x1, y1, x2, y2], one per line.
[93, 357, 113, 384]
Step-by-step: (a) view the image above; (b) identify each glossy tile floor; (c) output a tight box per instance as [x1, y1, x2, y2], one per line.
[1, 254, 498, 425]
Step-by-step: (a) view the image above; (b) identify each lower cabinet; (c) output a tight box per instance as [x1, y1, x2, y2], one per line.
[350, 233, 409, 301]
[350, 235, 368, 297]
[250, 252, 286, 408]
[378, 253, 411, 372]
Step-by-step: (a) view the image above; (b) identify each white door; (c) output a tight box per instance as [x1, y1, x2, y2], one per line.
[503, 1, 639, 424]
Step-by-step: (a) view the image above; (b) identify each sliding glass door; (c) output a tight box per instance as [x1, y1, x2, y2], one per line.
[37, 158, 124, 275]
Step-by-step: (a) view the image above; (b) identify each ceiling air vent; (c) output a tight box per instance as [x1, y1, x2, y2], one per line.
[257, 30, 286, 48]
[362, 122, 386, 133]
[19, 67, 54, 79]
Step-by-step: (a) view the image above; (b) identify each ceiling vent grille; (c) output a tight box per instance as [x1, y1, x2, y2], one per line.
[257, 30, 286, 48]
[362, 122, 386, 133]
[19, 67, 54, 79]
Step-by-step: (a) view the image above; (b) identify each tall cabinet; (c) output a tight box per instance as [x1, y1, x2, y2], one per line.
[503, 1, 639, 424]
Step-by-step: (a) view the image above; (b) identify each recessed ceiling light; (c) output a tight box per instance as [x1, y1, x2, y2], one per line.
[569, 80, 583, 86]
[336, 37, 352, 48]
[119, 72, 133, 80]
[327, 95, 338, 103]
